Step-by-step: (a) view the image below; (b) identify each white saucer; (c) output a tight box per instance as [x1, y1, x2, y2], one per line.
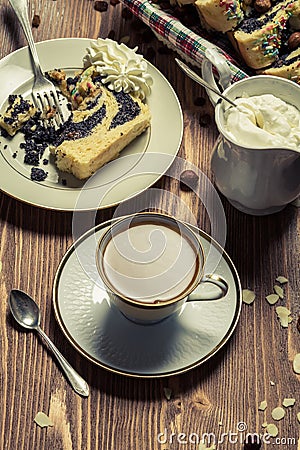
[53, 219, 242, 378]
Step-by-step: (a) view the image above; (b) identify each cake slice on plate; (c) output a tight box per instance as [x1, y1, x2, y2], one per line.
[49, 66, 151, 180]
[48, 39, 152, 179]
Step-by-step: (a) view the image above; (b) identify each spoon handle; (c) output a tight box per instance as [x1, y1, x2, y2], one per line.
[175, 58, 237, 107]
[37, 326, 89, 397]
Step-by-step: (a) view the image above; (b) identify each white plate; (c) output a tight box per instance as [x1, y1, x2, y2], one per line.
[0, 38, 183, 211]
[53, 218, 242, 378]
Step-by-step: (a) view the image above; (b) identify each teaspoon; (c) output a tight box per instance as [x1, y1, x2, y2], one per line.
[175, 58, 265, 128]
[175, 58, 238, 107]
[9, 289, 89, 397]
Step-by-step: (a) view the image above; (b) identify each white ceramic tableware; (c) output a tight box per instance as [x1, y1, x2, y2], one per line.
[0, 38, 183, 210]
[96, 212, 228, 324]
[53, 218, 242, 377]
[202, 50, 300, 216]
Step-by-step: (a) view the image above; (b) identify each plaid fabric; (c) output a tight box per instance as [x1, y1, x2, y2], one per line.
[122, 0, 249, 82]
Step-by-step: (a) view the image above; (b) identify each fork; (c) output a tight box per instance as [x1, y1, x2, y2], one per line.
[8, 0, 68, 126]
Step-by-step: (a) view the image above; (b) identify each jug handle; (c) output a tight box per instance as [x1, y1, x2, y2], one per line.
[201, 48, 233, 106]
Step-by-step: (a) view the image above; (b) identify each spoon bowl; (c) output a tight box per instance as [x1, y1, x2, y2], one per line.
[9, 289, 89, 397]
[9, 290, 40, 329]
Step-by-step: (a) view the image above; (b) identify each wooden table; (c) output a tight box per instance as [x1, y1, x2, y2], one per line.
[0, 1, 299, 449]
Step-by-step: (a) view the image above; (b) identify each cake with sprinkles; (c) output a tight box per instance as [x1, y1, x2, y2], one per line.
[185, 0, 300, 78]
[0, 39, 152, 182]
[48, 65, 151, 179]
[259, 46, 300, 78]
[195, 0, 244, 33]
[48, 39, 152, 179]
[229, 0, 300, 69]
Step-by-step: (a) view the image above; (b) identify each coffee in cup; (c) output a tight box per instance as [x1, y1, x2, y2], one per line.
[96, 213, 228, 323]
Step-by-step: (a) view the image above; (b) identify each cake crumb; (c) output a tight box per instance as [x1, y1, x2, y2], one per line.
[31, 167, 48, 182]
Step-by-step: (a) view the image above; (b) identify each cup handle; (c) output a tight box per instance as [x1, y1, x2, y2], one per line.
[187, 273, 228, 302]
[201, 48, 232, 106]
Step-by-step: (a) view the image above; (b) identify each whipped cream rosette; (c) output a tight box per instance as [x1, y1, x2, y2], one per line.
[83, 38, 153, 100]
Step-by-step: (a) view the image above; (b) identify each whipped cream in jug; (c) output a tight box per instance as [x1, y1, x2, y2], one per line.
[224, 94, 300, 151]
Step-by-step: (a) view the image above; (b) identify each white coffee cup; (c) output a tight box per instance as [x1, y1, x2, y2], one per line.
[96, 212, 228, 324]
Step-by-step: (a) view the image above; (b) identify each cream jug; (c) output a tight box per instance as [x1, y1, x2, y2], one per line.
[201, 50, 300, 216]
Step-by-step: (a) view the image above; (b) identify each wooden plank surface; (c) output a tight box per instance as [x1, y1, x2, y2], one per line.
[0, 0, 299, 449]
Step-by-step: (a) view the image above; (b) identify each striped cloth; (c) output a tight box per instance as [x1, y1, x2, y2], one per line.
[122, 0, 249, 82]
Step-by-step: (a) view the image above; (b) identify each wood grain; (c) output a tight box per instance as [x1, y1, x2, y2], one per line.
[0, 0, 299, 449]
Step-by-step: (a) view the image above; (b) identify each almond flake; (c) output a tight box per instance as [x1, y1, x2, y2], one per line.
[279, 316, 290, 328]
[271, 406, 285, 421]
[276, 306, 292, 328]
[282, 398, 295, 407]
[297, 412, 300, 424]
[34, 411, 53, 428]
[266, 423, 279, 437]
[258, 400, 267, 411]
[293, 353, 300, 374]
[242, 289, 255, 305]
[274, 285, 284, 299]
[262, 422, 268, 428]
[198, 442, 216, 450]
[266, 294, 279, 305]
[163, 387, 172, 400]
[282, 306, 291, 314]
[276, 276, 288, 284]
[270, 381, 275, 386]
